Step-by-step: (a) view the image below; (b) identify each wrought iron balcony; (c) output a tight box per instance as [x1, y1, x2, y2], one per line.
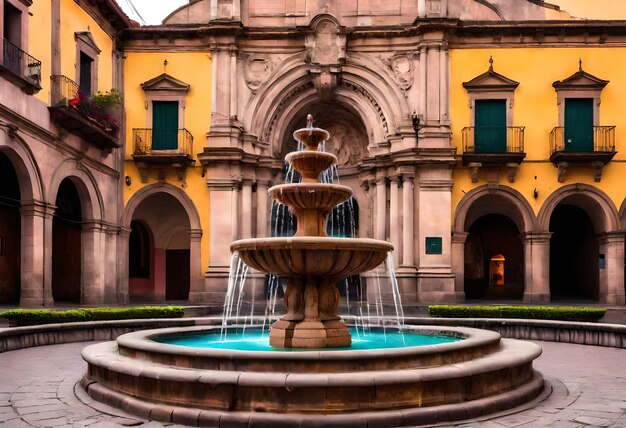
[0, 38, 41, 94]
[131, 128, 195, 184]
[461, 126, 526, 165]
[549, 126, 617, 182]
[48, 75, 120, 151]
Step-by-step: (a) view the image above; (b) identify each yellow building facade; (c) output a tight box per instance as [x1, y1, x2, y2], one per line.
[3, 0, 626, 307]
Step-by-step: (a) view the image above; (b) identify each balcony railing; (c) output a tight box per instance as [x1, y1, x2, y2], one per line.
[462, 126, 525, 154]
[1, 38, 41, 92]
[48, 75, 120, 150]
[133, 128, 194, 158]
[550, 126, 616, 155]
[50, 74, 79, 107]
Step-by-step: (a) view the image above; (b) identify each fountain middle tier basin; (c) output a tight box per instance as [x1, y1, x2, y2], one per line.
[284, 151, 338, 183]
[81, 325, 545, 427]
[231, 236, 393, 278]
[269, 183, 352, 212]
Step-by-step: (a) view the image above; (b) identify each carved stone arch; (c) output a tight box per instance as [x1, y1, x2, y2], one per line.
[537, 183, 619, 232]
[0, 127, 44, 201]
[48, 160, 104, 221]
[345, 54, 411, 122]
[245, 56, 312, 141]
[122, 182, 201, 231]
[274, 92, 371, 165]
[454, 184, 536, 234]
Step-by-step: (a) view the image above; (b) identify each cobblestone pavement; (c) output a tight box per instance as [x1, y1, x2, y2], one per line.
[0, 340, 624, 428]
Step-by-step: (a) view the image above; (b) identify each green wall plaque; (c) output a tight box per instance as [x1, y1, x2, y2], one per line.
[425, 237, 442, 254]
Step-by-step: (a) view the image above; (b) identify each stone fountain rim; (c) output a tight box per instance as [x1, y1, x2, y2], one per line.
[268, 182, 353, 194]
[230, 236, 395, 252]
[293, 126, 330, 140]
[284, 150, 338, 163]
[114, 325, 501, 361]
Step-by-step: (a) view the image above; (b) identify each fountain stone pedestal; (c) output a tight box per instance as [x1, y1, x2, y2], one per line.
[231, 117, 393, 348]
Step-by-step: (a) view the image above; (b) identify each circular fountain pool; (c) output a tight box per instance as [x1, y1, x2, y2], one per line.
[154, 328, 461, 351]
[81, 325, 544, 427]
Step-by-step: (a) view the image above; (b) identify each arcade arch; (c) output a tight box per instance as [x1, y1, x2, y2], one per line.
[538, 185, 622, 303]
[123, 184, 202, 302]
[454, 185, 535, 301]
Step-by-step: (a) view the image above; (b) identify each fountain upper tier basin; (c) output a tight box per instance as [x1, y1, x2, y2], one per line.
[284, 151, 338, 183]
[231, 236, 393, 279]
[293, 126, 329, 150]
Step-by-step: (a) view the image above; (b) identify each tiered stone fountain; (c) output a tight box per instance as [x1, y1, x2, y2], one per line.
[80, 117, 545, 427]
[231, 115, 393, 348]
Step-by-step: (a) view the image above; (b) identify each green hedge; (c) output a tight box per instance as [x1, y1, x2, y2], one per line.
[427, 305, 606, 322]
[0, 306, 185, 326]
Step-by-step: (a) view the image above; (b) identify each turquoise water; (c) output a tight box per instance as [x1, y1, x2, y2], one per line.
[155, 328, 461, 352]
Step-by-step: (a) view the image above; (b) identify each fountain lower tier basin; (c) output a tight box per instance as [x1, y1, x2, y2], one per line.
[231, 237, 393, 279]
[81, 326, 544, 427]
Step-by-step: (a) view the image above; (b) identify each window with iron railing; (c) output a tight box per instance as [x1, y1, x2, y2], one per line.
[133, 128, 194, 158]
[550, 126, 615, 155]
[1, 38, 41, 87]
[462, 126, 525, 154]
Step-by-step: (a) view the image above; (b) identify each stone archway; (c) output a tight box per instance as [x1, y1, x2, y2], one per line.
[123, 183, 203, 302]
[0, 128, 45, 306]
[538, 185, 622, 304]
[453, 185, 536, 302]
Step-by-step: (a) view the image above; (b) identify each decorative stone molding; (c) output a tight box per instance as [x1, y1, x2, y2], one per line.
[340, 80, 389, 136]
[380, 54, 414, 91]
[469, 162, 481, 183]
[304, 15, 346, 66]
[552, 62, 608, 125]
[506, 163, 519, 183]
[243, 55, 278, 93]
[322, 122, 364, 167]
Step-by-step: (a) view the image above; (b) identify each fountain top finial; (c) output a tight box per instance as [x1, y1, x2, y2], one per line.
[306, 114, 313, 129]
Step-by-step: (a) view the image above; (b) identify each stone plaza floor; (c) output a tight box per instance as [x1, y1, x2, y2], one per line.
[0, 340, 624, 427]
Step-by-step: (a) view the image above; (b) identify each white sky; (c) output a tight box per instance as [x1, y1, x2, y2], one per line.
[118, 0, 189, 25]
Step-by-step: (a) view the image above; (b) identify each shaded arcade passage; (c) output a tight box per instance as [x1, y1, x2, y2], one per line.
[464, 214, 524, 300]
[128, 193, 190, 302]
[52, 178, 83, 303]
[0, 152, 21, 303]
[550, 204, 599, 301]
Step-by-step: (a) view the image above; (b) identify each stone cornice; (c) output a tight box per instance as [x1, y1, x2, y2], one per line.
[450, 21, 626, 47]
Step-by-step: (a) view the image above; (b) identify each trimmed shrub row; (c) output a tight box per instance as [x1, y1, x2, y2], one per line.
[0, 306, 185, 326]
[427, 305, 607, 322]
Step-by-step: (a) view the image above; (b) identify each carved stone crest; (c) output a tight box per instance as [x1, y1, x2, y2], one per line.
[305, 17, 346, 66]
[244, 55, 277, 93]
[380, 54, 414, 90]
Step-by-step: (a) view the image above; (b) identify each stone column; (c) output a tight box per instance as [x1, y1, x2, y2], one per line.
[103, 225, 120, 303]
[117, 227, 131, 304]
[451, 231, 468, 299]
[522, 232, 551, 303]
[375, 177, 386, 241]
[188, 229, 206, 303]
[205, 181, 239, 303]
[598, 231, 625, 304]
[241, 179, 253, 238]
[416, 176, 456, 302]
[256, 180, 270, 237]
[426, 45, 440, 124]
[418, 47, 427, 121]
[439, 43, 449, 124]
[389, 176, 400, 265]
[401, 173, 415, 267]
[19, 201, 48, 307]
[82, 221, 104, 304]
[42, 204, 55, 306]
